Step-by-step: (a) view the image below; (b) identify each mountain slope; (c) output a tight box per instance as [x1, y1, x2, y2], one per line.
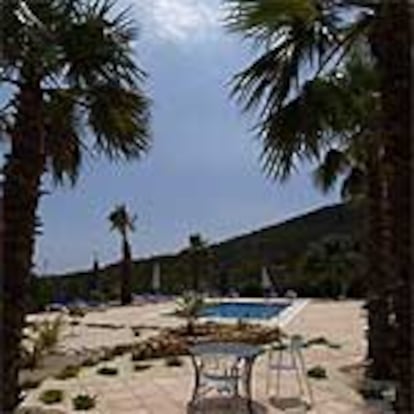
[33, 202, 361, 306]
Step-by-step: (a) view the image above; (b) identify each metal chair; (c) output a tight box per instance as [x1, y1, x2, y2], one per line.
[265, 334, 314, 407]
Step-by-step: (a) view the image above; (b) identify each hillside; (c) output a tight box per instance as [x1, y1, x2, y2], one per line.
[33, 202, 362, 306]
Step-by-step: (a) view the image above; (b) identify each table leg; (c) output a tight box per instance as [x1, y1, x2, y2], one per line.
[190, 356, 201, 406]
[244, 358, 254, 414]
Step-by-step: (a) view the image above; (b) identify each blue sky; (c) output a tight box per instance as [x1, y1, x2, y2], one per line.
[32, 0, 339, 274]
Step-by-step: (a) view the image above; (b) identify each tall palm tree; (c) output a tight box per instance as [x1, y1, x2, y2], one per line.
[376, 2, 412, 411]
[108, 204, 136, 305]
[187, 233, 209, 292]
[227, 0, 392, 378]
[0, 0, 150, 411]
[308, 53, 396, 380]
[226, 0, 412, 408]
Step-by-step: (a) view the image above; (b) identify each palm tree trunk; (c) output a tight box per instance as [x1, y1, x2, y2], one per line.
[120, 237, 132, 305]
[1, 78, 44, 412]
[192, 253, 199, 292]
[376, 1, 412, 411]
[365, 156, 395, 380]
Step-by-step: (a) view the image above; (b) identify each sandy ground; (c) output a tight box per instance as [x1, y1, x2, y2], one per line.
[18, 300, 389, 414]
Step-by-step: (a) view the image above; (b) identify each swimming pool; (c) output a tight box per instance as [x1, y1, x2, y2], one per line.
[200, 302, 288, 320]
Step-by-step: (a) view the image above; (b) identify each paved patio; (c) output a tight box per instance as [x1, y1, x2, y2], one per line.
[20, 300, 385, 413]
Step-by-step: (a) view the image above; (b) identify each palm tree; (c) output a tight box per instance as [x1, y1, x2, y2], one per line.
[226, 0, 412, 408]
[108, 204, 136, 306]
[307, 53, 396, 380]
[187, 233, 209, 292]
[87, 254, 100, 302]
[1, 0, 150, 411]
[376, 3, 412, 411]
[228, 0, 392, 378]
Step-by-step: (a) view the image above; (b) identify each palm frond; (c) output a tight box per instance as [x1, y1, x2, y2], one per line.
[2, 0, 151, 184]
[88, 84, 150, 160]
[108, 204, 136, 236]
[257, 73, 355, 179]
[43, 88, 83, 185]
[227, 0, 375, 182]
[313, 148, 348, 193]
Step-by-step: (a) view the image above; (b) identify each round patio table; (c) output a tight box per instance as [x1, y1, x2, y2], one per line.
[189, 342, 262, 413]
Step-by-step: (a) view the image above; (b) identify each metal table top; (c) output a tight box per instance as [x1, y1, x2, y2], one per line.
[190, 342, 262, 359]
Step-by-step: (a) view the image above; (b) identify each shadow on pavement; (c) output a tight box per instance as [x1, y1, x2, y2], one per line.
[187, 396, 267, 413]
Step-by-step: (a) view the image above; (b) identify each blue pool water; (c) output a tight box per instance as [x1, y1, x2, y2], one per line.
[200, 302, 288, 320]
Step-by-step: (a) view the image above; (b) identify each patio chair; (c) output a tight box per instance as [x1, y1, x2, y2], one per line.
[265, 334, 314, 407]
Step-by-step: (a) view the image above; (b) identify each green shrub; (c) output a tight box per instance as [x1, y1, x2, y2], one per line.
[307, 366, 327, 379]
[175, 292, 205, 335]
[68, 307, 86, 318]
[131, 351, 144, 362]
[112, 345, 128, 356]
[23, 315, 64, 368]
[20, 379, 42, 390]
[305, 336, 342, 349]
[133, 363, 151, 372]
[82, 358, 98, 367]
[55, 365, 80, 380]
[165, 356, 183, 367]
[100, 350, 114, 362]
[97, 366, 118, 376]
[72, 394, 96, 411]
[36, 315, 64, 350]
[39, 389, 64, 404]
[131, 327, 141, 337]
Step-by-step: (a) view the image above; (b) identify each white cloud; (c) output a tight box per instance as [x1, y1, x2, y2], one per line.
[134, 0, 224, 43]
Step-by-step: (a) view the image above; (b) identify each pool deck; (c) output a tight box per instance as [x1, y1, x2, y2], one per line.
[19, 300, 386, 414]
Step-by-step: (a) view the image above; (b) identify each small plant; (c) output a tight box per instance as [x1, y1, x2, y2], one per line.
[175, 292, 204, 334]
[20, 378, 42, 390]
[112, 345, 128, 356]
[133, 363, 151, 372]
[68, 306, 86, 318]
[131, 327, 141, 337]
[305, 336, 342, 349]
[307, 366, 328, 379]
[82, 358, 98, 367]
[39, 389, 64, 405]
[99, 349, 114, 362]
[97, 366, 118, 376]
[72, 394, 96, 411]
[55, 365, 81, 380]
[22, 315, 64, 368]
[165, 355, 183, 367]
[131, 350, 145, 362]
[36, 315, 64, 350]
[236, 318, 247, 329]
